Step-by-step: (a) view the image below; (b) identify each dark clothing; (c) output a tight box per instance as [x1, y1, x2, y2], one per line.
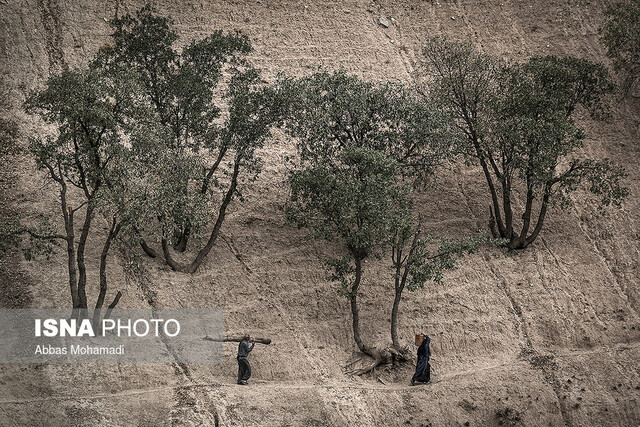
[237, 339, 255, 384]
[237, 339, 255, 359]
[412, 335, 431, 383]
[237, 357, 251, 383]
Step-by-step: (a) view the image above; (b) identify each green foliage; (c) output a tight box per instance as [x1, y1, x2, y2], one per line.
[520, 56, 614, 119]
[279, 68, 445, 264]
[281, 70, 463, 318]
[96, 6, 251, 150]
[93, 5, 273, 253]
[422, 37, 498, 156]
[422, 37, 628, 249]
[19, 38, 183, 307]
[276, 70, 452, 185]
[95, 4, 253, 154]
[20, 221, 61, 261]
[0, 217, 21, 255]
[0, 215, 64, 261]
[287, 146, 411, 259]
[21, 66, 148, 267]
[97, 4, 251, 126]
[24, 65, 156, 226]
[279, 69, 487, 356]
[283, 120, 416, 352]
[389, 218, 500, 348]
[492, 56, 626, 207]
[326, 256, 356, 299]
[25, 67, 142, 196]
[601, 0, 640, 88]
[221, 66, 273, 177]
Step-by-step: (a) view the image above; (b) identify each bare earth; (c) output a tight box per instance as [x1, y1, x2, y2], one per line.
[1, 0, 639, 426]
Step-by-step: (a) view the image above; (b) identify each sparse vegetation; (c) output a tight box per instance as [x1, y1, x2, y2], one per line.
[495, 406, 523, 426]
[601, 0, 640, 92]
[0, 3, 633, 399]
[390, 224, 487, 351]
[2, 1, 640, 424]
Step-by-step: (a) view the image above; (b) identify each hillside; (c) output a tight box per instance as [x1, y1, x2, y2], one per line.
[1, 0, 639, 426]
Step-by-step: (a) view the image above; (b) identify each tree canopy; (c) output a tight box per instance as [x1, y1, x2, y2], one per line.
[95, 5, 276, 273]
[276, 70, 452, 185]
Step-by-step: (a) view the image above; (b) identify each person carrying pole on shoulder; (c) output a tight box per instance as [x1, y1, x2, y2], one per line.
[237, 333, 255, 385]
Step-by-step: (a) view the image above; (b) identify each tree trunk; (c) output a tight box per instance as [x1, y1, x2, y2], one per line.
[509, 182, 552, 249]
[522, 183, 552, 248]
[391, 264, 412, 352]
[140, 237, 159, 258]
[345, 346, 407, 375]
[93, 218, 121, 327]
[161, 238, 181, 270]
[391, 249, 402, 351]
[488, 206, 498, 238]
[474, 141, 506, 237]
[391, 287, 403, 350]
[76, 203, 95, 309]
[170, 146, 228, 253]
[201, 146, 228, 194]
[162, 158, 241, 274]
[515, 181, 535, 248]
[345, 250, 411, 376]
[103, 291, 122, 321]
[502, 176, 513, 239]
[172, 225, 191, 252]
[61, 187, 79, 309]
[351, 255, 365, 353]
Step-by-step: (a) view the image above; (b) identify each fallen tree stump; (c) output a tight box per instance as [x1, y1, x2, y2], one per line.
[202, 335, 272, 345]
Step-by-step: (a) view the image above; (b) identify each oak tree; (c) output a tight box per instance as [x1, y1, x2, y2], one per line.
[18, 67, 146, 315]
[286, 145, 411, 366]
[280, 70, 462, 372]
[95, 6, 276, 273]
[422, 38, 628, 250]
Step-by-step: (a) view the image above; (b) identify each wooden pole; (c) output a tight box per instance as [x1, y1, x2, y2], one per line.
[202, 335, 271, 345]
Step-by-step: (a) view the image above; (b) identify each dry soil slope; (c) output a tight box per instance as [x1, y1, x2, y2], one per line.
[0, 0, 639, 426]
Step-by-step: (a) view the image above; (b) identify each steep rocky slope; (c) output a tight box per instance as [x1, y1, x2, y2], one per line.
[1, 0, 639, 425]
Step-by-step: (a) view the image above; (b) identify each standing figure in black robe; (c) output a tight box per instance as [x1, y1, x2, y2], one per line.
[411, 334, 431, 385]
[237, 334, 255, 385]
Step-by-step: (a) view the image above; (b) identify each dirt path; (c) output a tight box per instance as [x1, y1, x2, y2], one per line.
[2, 340, 637, 406]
